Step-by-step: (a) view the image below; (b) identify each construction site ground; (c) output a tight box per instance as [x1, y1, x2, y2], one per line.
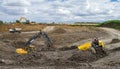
[0, 26, 120, 69]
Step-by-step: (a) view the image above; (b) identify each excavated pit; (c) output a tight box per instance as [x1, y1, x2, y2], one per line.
[1, 26, 119, 68]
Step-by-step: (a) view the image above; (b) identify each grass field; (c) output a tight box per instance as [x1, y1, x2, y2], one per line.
[0, 24, 46, 32]
[0, 23, 99, 32]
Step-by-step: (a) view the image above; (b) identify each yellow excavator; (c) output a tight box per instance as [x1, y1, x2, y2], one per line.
[16, 30, 53, 55]
[9, 17, 30, 33]
[78, 38, 107, 55]
[19, 17, 30, 24]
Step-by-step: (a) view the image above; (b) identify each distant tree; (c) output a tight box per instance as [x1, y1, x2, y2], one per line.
[26, 20, 30, 24]
[74, 22, 82, 24]
[16, 20, 20, 23]
[51, 22, 55, 24]
[0, 20, 3, 24]
[31, 21, 36, 23]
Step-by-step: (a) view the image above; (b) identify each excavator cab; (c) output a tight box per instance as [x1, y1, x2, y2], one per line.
[16, 31, 52, 55]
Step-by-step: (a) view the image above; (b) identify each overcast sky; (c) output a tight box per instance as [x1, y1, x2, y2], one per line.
[0, 0, 120, 23]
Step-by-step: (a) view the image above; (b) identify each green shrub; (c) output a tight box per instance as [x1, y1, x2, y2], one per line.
[0, 20, 3, 24]
[115, 26, 120, 29]
[16, 20, 20, 23]
[99, 20, 120, 30]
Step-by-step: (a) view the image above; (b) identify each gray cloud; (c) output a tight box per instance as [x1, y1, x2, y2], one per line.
[0, 0, 120, 22]
[1, 7, 29, 15]
[0, 0, 30, 15]
[3, 2, 30, 6]
[2, 0, 31, 6]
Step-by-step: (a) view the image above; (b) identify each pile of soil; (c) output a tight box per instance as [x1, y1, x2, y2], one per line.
[59, 46, 77, 51]
[43, 26, 55, 33]
[68, 51, 105, 63]
[110, 38, 120, 44]
[0, 41, 15, 53]
[51, 28, 66, 34]
[0, 33, 21, 40]
[11, 41, 26, 48]
[11, 53, 48, 65]
[43, 26, 66, 34]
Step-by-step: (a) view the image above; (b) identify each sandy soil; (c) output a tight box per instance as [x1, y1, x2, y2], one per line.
[0, 26, 120, 69]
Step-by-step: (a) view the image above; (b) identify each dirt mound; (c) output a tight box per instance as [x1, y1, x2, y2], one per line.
[68, 51, 106, 63]
[59, 46, 77, 51]
[0, 33, 21, 40]
[111, 47, 120, 52]
[43, 26, 55, 32]
[11, 41, 26, 48]
[43, 26, 66, 34]
[110, 38, 120, 44]
[51, 28, 66, 34]
[10, 52, 49, 65]
[0, 41, 15, 53]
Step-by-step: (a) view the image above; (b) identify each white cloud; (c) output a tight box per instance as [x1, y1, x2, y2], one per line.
[0, 0, 120, 22]
[0, 0, 31, 15]
[2, 0, 31, 6]
[57, 8, 71, 15]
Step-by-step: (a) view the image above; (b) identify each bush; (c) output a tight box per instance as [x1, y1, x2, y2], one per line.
[99, 20, 120, 30]
[115, 26, 120, 29]
[0, 20, 3, 24]
[16, 20, 20, 23]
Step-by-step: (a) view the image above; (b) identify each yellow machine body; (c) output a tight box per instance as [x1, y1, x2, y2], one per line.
[78, 40, 104, 51]
[16, 45, 35, 55]
[99, 41, 104, 48]
[78, 42, 91, 51]
[16, 48, 28, 55]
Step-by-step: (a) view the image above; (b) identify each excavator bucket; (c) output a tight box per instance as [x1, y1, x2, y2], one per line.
[16, 48, 28, 55]
[78, 42, 91, 51]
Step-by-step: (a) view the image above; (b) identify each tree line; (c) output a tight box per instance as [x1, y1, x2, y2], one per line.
[99, 20, 120, 30]
[0, 20, 36, 24]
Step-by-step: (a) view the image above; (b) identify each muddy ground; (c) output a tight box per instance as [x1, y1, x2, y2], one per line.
[0, 26, 120, 69]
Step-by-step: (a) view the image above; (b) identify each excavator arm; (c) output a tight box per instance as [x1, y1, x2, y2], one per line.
[40, 31, 52, 47]
[25, 31, 52, 48]
[16, 31, 52, 54]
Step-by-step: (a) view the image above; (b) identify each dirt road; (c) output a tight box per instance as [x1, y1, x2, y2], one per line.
[101, 27, 120, 39]
[100, 28, 120, 50]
